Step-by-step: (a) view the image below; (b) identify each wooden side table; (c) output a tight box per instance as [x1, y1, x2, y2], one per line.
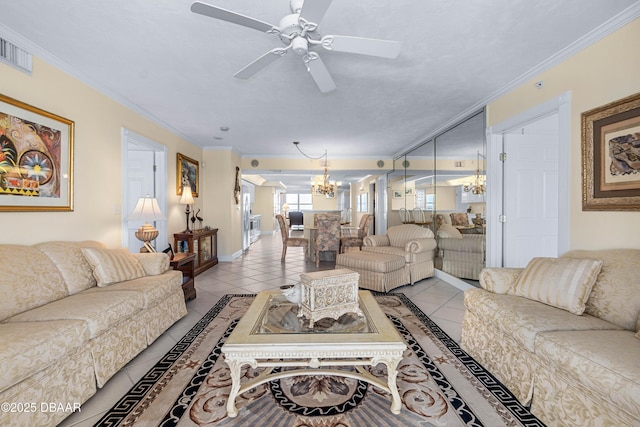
[170, 252, 196, 301]
[173, 228, 218, 276]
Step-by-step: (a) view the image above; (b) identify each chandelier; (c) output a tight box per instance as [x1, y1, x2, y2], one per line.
[311, 164, 336, 195]
[463, 152, 486, 195]
[293, 141, 336, 195]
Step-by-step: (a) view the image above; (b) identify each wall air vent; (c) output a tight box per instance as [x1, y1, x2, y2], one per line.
[0, 36, 32, 74]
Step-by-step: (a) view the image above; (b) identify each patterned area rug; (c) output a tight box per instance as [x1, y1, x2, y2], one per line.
[96, 294, 545, 427]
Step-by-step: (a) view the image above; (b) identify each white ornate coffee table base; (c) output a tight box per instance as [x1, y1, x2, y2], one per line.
[222, 291, 406, 418]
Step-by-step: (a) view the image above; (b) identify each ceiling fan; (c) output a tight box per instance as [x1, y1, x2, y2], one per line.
[190, 0, 402, 93]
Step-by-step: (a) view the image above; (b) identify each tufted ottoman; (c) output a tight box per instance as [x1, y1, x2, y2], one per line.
[336, 251, 409, 292]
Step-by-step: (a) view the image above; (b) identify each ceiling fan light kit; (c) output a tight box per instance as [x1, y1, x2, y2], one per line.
[191, 0, 401, 93]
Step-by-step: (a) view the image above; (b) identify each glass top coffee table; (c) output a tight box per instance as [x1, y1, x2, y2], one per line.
[221, 290, 406, 418]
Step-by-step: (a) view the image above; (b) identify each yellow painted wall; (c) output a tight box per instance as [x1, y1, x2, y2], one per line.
[254, 186, 275, 233]
[0, 57, 200, 247]
[312, 192, 338, 210]
[487, 17, 640, 250]
[202, 149, 242, 259]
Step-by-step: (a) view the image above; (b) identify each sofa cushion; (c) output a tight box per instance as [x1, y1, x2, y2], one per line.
[563, 249, 640, 331]
[0, 320, 89, 392]
[513, 257, 602, 315]
[437, 224, 462, 239]
[0, 245, 68, 321]
[479, 267, 522, 294]
[535, 330, 640, 420]
[464, 288, 623, 351]
[5, 291, 144, 338]
[83, 270, 182, 307]
[131, 252, 170, 276]
[81, 248, 146, 286]
[35, 241, 106, 294]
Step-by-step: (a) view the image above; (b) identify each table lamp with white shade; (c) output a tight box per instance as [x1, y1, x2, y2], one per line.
[128, 195, 166, 252]
[179, 185, 195, 233]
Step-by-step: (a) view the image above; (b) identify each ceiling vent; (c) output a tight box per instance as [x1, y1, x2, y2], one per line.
[0, 36, 32, 74]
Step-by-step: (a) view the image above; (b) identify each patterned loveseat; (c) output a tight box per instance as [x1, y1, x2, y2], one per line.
[0, 241, 187, 427]
[461, 249, 640, 427]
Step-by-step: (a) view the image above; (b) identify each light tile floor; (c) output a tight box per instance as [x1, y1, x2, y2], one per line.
[60, 233, 468, 426]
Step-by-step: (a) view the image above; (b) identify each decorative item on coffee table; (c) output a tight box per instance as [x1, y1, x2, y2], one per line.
[298, 268, 362, 328]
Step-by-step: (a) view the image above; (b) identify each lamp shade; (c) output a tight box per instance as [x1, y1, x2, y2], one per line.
[179, 186, 195, 205]
[128, 196, 166, 222]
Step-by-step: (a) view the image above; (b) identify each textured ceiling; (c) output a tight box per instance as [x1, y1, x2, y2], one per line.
[0, 0, 638, 189]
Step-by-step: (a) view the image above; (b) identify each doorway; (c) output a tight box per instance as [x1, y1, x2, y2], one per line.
[486, 92, 570, 267]
[121, 129, 168, 253]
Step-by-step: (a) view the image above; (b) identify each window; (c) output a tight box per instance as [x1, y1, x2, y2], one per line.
[285, 193, 312, 212]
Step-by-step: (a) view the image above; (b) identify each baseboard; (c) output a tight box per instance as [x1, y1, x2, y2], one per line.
[434, 269, 475, 291]
[219, 250, 243, 262]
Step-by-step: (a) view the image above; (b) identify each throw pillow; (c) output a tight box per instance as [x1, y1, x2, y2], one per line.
[450, 213, 469, 226]
[513, 257, 603, 315]
[81, 248, 146, 287]
[437, 224, 463, 239]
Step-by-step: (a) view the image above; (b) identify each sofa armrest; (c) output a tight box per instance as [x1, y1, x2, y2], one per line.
[364, 235, 390, 247]
[405, 238, 437, 253]
[479, 267, 523, 294]
[131, 252, 170, 276]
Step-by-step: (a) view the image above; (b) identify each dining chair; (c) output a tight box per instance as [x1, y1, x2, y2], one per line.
[412, 208, 432, 227]
[276, 214, 308, 262]
[340, 213, 374, 253]
[399, 207, 413, 224]
[313, 215, 341, 267]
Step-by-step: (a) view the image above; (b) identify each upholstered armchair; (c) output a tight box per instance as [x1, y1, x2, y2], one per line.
[362, 224, 436, 284]
[276, 214, 308, 261]
[436, 223, 485, 280]
[340, 214, 373, 253]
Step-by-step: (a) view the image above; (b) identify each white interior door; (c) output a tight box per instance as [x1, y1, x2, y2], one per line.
[503, 119, 559, 267]
[121, 128, 168, 253]
[126, 150, 157, 252]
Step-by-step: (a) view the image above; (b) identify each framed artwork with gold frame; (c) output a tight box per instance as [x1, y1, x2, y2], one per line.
[582, 92, 640, 211]
[0, 94, 74, 211]
[177, 153, 199, 197]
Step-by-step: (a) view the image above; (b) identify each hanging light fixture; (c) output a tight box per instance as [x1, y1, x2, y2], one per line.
[293, 141, 337, 196]
[463, 151, 486, 195]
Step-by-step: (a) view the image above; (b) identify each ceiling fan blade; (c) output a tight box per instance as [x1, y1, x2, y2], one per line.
[323, 35, 402, 59]
[234, 48, 287, 79]
[305, 55, 336, 93]
[299, 0, 333, 25]
[191, 1, 276, 33]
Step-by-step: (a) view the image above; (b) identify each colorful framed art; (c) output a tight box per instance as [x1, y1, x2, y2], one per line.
[0, 94, 74, 211]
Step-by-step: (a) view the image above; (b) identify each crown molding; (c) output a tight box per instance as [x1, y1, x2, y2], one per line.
[395, 2, 640, 158]
[0, 23, 202, 149]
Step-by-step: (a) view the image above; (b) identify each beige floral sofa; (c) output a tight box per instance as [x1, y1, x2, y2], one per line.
[0, 241, 188, 427]
[461, 249, 640, 427]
